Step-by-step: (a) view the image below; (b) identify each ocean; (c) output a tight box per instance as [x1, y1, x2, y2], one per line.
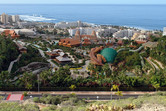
[0, 4, 166, 30]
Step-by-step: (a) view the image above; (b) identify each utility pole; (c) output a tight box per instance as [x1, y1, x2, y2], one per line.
[38, 74, 40, 93]
[111, 80, 113, 100]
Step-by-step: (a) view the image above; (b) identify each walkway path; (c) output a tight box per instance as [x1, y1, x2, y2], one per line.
[78, 60, 90, 72]
[8, 54, 22, 73]
[38, 49, 58, 72]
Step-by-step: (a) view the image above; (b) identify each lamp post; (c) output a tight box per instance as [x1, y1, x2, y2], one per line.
[111, 89, 112, 100]
[111, 80, 113, 100]
[37, 74, 40, 93]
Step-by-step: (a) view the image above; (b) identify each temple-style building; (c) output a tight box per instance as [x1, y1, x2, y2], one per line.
[59, 38, 80, 47]
[1, 30, 20, 39]
[59, 30, 98, 47]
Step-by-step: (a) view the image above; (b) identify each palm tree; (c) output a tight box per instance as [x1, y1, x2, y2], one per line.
[88, 63, 95, 76]
[102, 64, 110, 78]
[69, 85, 76, 91]
[152, 82, 160, 91]
[26, 83, 32, 93]
[111, 85, 123, 100]
[20, 72, 34, 90]
[111, 85, 119, 91]
[40, 70, 51, 86]
[115, 91, 123, 100]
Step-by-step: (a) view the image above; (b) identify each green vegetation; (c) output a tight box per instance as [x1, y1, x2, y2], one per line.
[0, 35, 19, 72]
[150, 36, 166, 65]
[86, 92, 166, 111]
[0, 102, 39, 111]
[69, 85, 76, 91]
[11, 46, 47, 73]
[34, 92, 166, 111]
[33, 93, 86, 106]
[114, 51, 141, 70]
[1, 93, 166, 111]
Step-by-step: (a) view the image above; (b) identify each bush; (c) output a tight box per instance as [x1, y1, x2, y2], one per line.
[0, 102, 39, 111]
[37, 95, 62, 105]
[23, 92, 28, 97]
[33, 97, 40, 103]
[41, 106, 57, 111]
[0, 96, 4, 100]
[123, 104, 136, 110]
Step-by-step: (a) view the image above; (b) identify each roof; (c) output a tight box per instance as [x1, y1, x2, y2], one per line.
[82, 39, 91, 45]
[56, 56, 71, 62]
[117, 40, 123, 45]
[100, 48, 117, 64]
[1, 30, 20, 38]
[136, 40, 147, 44]
[15, 41, 27, 50]
[142, 41, 158, 48]
[59, 38, 80, 46]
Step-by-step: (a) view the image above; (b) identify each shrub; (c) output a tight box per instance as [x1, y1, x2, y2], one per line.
[41, 106, 57, 111]
[67, 93, 77, 98]
[0, 96, 4, 100]
[123, 104, 136, 110]
[23, 92, 28, 97]
[33, 97, 40, 103]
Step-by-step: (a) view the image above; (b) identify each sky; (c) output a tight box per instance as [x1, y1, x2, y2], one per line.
[0, 0, 166, 4]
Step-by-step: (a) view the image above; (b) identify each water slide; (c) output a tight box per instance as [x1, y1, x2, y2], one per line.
[117, 46, 144, 53]
[117, 46, 145, 67]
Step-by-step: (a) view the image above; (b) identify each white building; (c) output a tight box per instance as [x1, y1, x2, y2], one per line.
[0, 28, 36, 36]
[97, 27, 118, 37]
[113, 29, 136, 39]
[15, 29, 36, 36]
[54, 21, 83, 29]
[68, 27, 98, 36]
[1, 13, 8, 24]
[12, 15, 20, 23]
[54, 21, 92, 29]
[163, 27, 166, 36]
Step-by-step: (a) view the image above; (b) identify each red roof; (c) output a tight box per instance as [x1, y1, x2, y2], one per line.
[1, 30, 20, 39]
[59, 38, 80, 46]
[135, 40, 147, 44]
[117, 40, 123, 45]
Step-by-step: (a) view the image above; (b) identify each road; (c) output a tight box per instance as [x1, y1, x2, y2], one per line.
[1, 94, 139, 101]
[26, 94, 139, 100]
[1, 91, 156, 101]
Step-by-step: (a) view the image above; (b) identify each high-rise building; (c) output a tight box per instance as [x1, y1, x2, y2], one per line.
[54, 21, 85, 29]
[1, 13, 9, 24]
[163, 27, 166, 36]
[12, 15, 20, 23]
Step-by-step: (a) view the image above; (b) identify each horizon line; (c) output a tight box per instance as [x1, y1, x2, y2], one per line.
[0, 3, 166, 5]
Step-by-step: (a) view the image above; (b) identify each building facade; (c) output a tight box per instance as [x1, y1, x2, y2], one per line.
[1, 13, 8, 24]
[59, 30, 98, 47]
[163, 27, 166, 36]
[12, 15, 20, 23]
[113, 29, 136, 39]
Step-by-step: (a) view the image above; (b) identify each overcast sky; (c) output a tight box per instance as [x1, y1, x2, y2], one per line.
[0, 0, 166, 4]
